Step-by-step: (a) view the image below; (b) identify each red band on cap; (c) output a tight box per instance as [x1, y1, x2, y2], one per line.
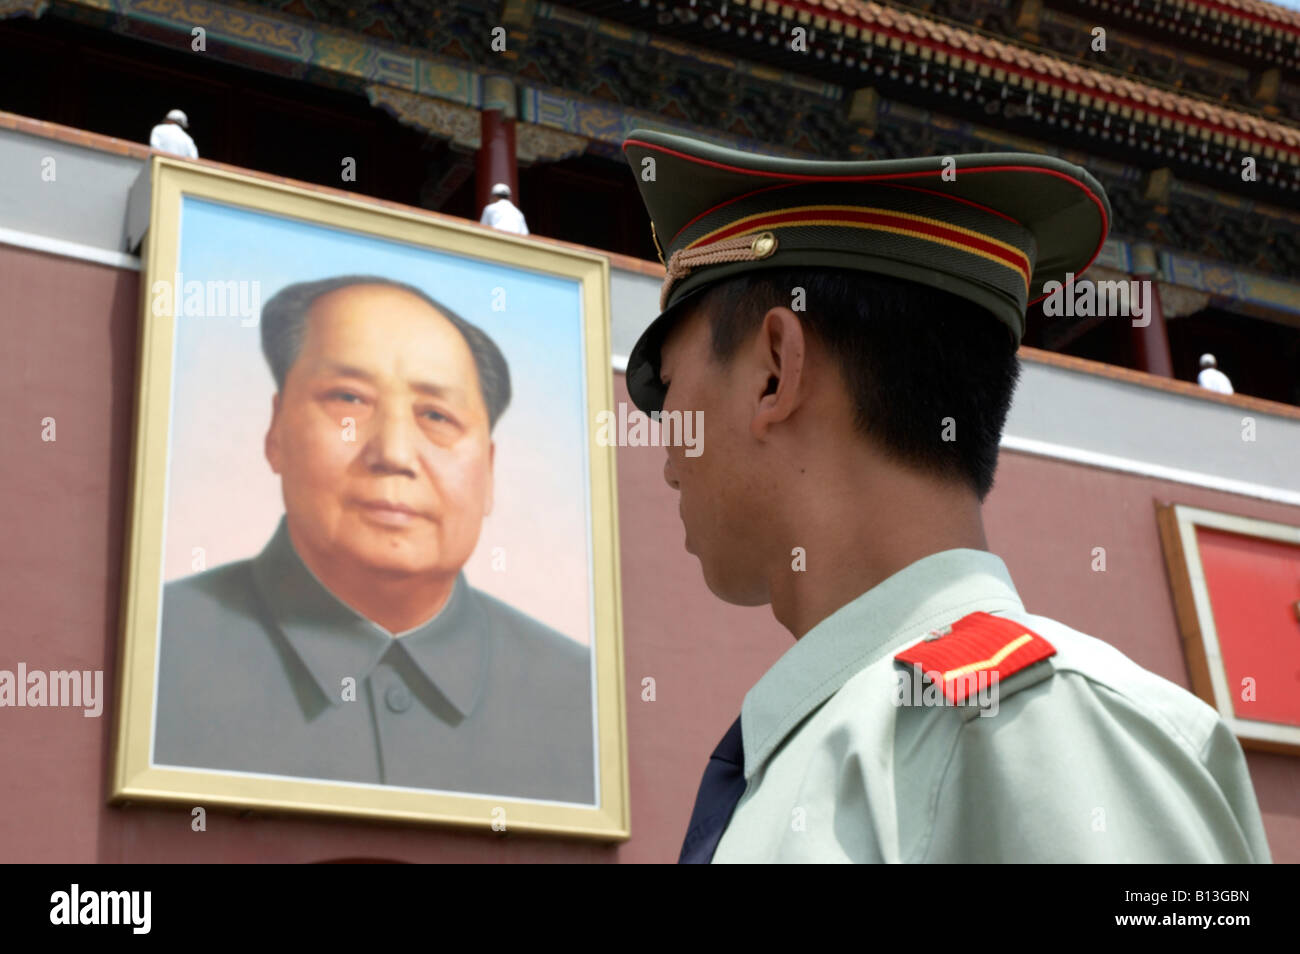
[687, 205, 1032, 293]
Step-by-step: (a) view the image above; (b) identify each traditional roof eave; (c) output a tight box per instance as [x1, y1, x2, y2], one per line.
[1184, 0, 1300, 35]
[740, 0, 1300, 160]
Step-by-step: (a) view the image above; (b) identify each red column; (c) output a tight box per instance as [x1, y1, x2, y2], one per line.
[476, 110, 517, 216]
[1130, 275, 1174, 377]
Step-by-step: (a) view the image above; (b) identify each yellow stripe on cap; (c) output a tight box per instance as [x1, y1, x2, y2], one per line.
[685, 204, 1032, 294]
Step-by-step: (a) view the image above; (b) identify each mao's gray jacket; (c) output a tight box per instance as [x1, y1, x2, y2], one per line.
[154, 517, 595, 804]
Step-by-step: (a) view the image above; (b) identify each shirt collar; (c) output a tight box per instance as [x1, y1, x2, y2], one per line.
[251, 516, 489, 718]
[740, 548, 1024, 780]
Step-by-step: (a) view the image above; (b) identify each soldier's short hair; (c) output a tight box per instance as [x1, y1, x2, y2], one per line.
[687, 266, 1021, 501]
[259, 275, 512, 430]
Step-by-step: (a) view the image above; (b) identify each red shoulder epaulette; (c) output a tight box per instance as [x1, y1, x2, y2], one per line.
[894, 611, 1056, 704]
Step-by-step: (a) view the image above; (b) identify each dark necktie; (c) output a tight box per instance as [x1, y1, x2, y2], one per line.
[678, 716, 747, 864]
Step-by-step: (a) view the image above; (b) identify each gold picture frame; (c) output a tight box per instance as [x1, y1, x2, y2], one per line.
[111, 157, 629, 839]
[1156, 502, 1300, 756]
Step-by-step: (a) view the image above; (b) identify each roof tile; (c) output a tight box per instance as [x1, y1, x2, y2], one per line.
[1209, 0, 1300, 30]
[821, 0, 1300, 153]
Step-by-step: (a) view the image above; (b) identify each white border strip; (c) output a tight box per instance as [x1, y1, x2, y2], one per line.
[1178, 512, 1236, 729]
[603, 367, 1299, 505]
[1001, 434, 1300, 506]
[0, 225, 140, 270]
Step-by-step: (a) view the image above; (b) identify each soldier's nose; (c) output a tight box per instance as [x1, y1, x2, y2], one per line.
[663, 455, 680, 491]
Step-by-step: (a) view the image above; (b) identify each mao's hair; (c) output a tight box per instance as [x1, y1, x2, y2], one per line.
[259, 275, 511, 430]
[689, 267, 1021, 501]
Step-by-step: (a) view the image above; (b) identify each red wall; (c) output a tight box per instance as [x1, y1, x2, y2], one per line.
[1, 243, 1295, 862]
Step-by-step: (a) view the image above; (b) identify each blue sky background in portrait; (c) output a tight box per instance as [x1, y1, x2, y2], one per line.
[162, 196, 593, 645]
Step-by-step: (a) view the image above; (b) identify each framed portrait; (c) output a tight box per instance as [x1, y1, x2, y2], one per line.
[111, 157, 630, 838]
[1156, 502, 1300, 756]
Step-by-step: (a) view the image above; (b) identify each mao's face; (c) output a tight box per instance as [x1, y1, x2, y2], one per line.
[265, 285, 495, 580]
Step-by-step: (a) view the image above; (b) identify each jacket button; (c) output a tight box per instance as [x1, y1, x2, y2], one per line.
[385, 684, 411, 713]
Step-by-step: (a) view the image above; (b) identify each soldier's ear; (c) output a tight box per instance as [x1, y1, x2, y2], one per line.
[484, 441, 495, 516]
[750, 306, 807, 440]
[265, 392, 283, 474]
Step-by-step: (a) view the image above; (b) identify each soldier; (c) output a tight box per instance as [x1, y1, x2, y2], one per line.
[1197, 353, 1235, 394]
[479, 182, 530, 235]
[149, 108, 198, 160]
[620, 129, 1271, 863]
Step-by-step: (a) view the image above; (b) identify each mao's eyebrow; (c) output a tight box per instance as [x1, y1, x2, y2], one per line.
[318, 361, 375, 381]
[410, 380, 465, 401]
[316, 361, 467, 401]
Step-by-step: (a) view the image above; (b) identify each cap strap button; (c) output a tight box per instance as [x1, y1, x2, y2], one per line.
[750, 231, 777, 258]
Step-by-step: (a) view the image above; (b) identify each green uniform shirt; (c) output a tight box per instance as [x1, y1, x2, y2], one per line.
[155, 516, 595, 803]
[713, 549, 1271, 863]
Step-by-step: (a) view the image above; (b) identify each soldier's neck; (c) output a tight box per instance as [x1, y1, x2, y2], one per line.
[769, 474, 988, 641]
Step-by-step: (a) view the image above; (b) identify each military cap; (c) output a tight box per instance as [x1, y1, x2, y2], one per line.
[621, 129, 1112, 413]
